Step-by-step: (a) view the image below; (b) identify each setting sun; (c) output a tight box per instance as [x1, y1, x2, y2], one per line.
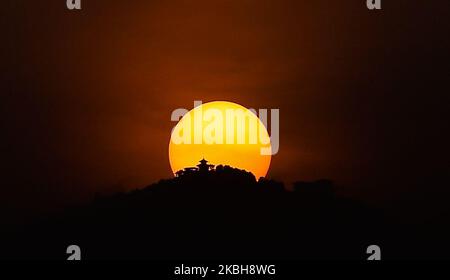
[169, 101, 272, 179]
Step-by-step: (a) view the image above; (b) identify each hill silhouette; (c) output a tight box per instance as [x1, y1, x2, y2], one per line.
[2, 162, 446, 260]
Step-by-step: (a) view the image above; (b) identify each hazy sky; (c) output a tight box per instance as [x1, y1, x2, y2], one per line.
[3, 0, 450, 218]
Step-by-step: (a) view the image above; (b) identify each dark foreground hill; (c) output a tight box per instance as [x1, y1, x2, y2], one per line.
[2, 166, 447, 260]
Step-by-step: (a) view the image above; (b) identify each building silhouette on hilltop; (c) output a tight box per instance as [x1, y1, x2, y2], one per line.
[175, 158, 215, 177]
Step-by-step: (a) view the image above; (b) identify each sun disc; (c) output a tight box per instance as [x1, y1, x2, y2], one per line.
[168, 101, 271, 179]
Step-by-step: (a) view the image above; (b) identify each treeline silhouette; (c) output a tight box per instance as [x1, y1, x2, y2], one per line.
[2, 165, 448, 259]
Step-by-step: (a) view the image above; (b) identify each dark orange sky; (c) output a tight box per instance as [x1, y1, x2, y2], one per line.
[3, 0, 450, 218]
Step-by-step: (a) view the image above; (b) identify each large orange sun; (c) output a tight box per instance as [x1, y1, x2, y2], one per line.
[169, 101, 272, 179]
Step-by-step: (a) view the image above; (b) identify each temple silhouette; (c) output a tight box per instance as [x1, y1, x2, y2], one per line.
[175, 158, 216, 177]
